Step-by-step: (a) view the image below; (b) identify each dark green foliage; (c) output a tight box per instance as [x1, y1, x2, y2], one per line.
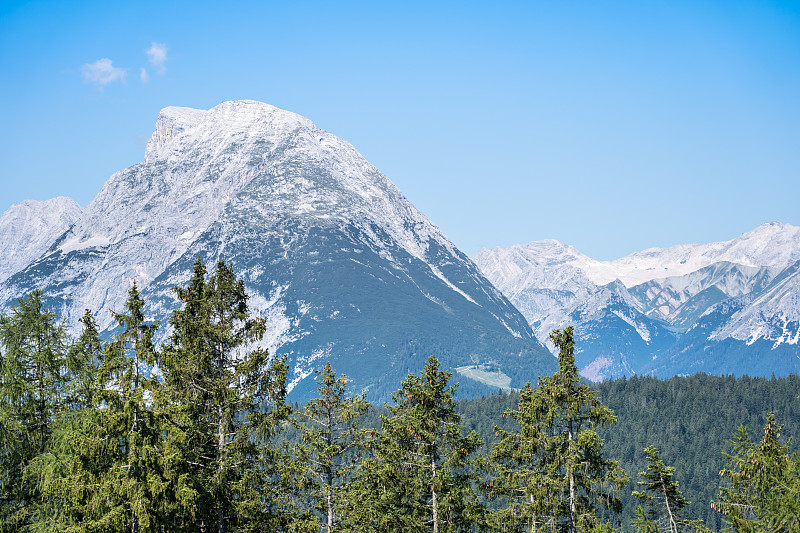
[27, 309, 113, 532]
[57, 283, 168, 532]
[92, 282, 165, 531]
[458, 373, 800, 531]
[294, 362, 369, 532]
[349, 355, 483, 532]
[713, 414, 800, 532]
[0, 290, 68, 531]
[632, 446, 710, 533]
[488, 327, 628, 533]
[594, 373, 800, 531]
[3, 264, 800, 533]
[157, 258, 293, 531]
[67, 310, 104, 409]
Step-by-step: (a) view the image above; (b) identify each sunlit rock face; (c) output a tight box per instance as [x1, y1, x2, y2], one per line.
[475, 224, 800, 380]
[0, 100, 555, 401]
[0, 197, 82, 283]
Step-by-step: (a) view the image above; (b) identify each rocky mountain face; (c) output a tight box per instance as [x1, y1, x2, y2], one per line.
[0, 100, 555, 400]
[475, 223, 800, 380]
[0, 197, 82, 284]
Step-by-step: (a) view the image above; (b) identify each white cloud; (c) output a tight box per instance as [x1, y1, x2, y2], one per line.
[146, 42, 168, 73]
[81, 58, 126, 85]
[140, 67, 149, 83]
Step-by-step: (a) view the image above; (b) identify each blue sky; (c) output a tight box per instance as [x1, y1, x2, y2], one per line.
[1, 1, 798, 260]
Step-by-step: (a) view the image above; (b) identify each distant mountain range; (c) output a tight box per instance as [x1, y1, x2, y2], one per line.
[474, 224, 800, 380]
[3, 100, 796, 392]
[0, 100, 555, 401]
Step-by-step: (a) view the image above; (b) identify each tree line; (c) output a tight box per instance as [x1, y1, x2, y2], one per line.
[1, 259, 798, 532]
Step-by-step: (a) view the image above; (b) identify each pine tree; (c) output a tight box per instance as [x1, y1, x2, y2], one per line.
[489, 326, 628, 533]
[350, 355, 483, 532]
[157, 258, 292, 531]
[27, 309, 114, 532]
[0, 291, 68, 531]
[488, 381, 563, 533]
[295, 362, 369, 533]
[632, 446, 709, 533]
[67, 310, 104, 409]
[93, 281, 165, 532]
[712, 413, 800, 532]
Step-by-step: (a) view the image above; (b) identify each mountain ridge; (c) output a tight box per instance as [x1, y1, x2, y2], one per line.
[0, 100, 555, 401]
[475, 224, 800, 380]
[0, 197, 82, 284]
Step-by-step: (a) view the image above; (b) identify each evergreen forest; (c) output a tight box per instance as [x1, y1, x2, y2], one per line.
[1, 259, 798, 532]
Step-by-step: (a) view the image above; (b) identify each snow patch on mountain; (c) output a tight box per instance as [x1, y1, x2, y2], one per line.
[709, 264, 800, 346]
[475, 224, 800, 378]
[428, 264, 479, 305]
[581, 356, 612, 382]
[0, 197, 83, 283]
[288, 345, 332, 392]
[480, 223, 800, 291]
[0, 101, 472, 330]
[583, 222, 800, 287]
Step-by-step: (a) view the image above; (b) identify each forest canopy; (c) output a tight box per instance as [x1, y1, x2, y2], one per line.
[0, 259, 798, 532]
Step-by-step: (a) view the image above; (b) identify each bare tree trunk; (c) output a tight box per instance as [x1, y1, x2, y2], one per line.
[218, 402, 226, 533]
[37, 358, 46, 454]
[662, 479, 677, 533]
[326, 403, 334, 533]
[132, 344, 140, 434]
[432, 452, 439, 533]
[132, 342, 140, 533]
[568, 418, 576, 533]
[327, 484, 333, 533]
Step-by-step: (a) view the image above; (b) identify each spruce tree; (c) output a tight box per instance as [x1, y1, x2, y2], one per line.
[27, 309, 114, 532]
[489, 326, 628, 533]
[295, 362, 369, 533]
[712, 414, 800, 532]
[0, 291, 68, 531]
[157, 258, 292, 531]
[632, 446, 709, 533]
[350, 355, 482, 532]
[67, 310, 104, 409]
[93, 281, 165, 531]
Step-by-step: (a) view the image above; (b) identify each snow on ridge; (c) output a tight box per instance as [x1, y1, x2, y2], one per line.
[144, 106, 208, 162]
[3, 100, 492, 332]
[600, 222, 800, 287]
[709, 266, 800, 345]
[144, 100, 313, 164]
[0, 197, 83, 283]
[477, 223, 800, 290]
[428, 264, 479, 305]
[142, 100, 463, 278]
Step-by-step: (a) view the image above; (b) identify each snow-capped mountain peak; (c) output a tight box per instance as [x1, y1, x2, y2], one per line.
[588, 222, 800, 287]
[475, 224, 800, 380]
[0, 100, 553, 400]
[0, 197, 82, 283]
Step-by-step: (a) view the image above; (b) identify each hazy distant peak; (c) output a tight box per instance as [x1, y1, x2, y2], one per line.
[604, 222, 800, 286]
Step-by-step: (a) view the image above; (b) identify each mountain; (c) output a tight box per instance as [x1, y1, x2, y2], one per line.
[628, 261, 784, 331]
[0, 197, 82, 284]
[474, 240, 678, 380]
[475, 224, 800, 380]
[0, 100, 555, 400]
